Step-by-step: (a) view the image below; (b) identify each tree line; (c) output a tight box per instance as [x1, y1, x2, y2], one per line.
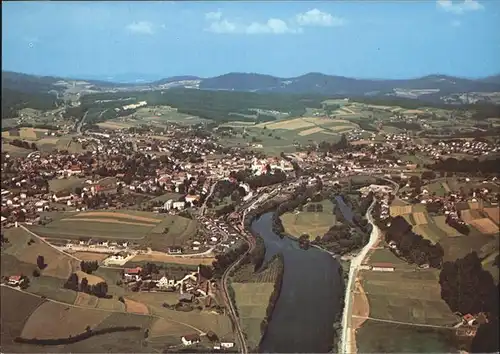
[63, 272, 109, 298]
[212, 242, 250, 279]
[259, 253, 284, 346]
[385, 216, 444, 268]
[426, 157, 500, 175]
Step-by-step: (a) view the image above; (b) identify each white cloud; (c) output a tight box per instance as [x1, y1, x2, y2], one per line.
[436, 0, 484, 14]
[205, 11, 222, 21]
[126, 21, 155, 35]
[204, 12, 301, 35]
[206, 19, 238, 34]
[451, 19, 462, 26]
[295, 8, 345, 27]
[245, 19, 302, 34]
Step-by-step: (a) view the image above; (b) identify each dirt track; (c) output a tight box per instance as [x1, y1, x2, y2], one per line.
[75, 212, 161, 223]
[61, 218, 155, 227]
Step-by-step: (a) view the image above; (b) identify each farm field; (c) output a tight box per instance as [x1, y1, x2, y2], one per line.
[469, 218, 499, 235]
[72, 252, 110, 262]
[0, 286, 45, 352]
[389, 205, 413, 217]
[1, 142, 32, 157]
[21, 301, 111, 339]
[232, 282, 275, 350]
[128, 253, 214, 266]
[360, 270, 457, 326]
[484, 207, 500, 225]
[124, 298, 149, 315]
[150, 306, 233, 340]
[3, 227, 79, 279]
[29, 210, 198, 251]
[230, 256, 282, 349]
[356, 320, 458, 354]
[74, 292, 99, 308]
[280, 199, 336, 240]
[432, 216, 464, 237]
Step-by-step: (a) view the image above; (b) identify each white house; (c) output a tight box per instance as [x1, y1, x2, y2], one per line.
[157, 276, 176, 289]
[221, 342, 235, 348]
[181, 334, 200, 346]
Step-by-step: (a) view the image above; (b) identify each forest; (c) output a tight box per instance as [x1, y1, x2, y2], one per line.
[2, 88, 62, 118]
[80, 88, 327, 124]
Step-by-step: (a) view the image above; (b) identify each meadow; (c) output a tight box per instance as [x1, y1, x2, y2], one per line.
[230, 256, 282, 349]
[356, 320, 458, 354]
[280, 199, 336, 240]
[29, 210, 198, 252]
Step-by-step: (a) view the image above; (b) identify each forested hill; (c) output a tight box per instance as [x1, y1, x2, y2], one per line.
[198, 72, 500, 96]
[1, 88, 62, 118]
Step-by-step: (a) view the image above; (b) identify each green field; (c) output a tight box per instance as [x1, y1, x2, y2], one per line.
[357, 320, 458, 353]
[0, 287, 46, 353]
[30, 210, 197, 251]
[280, 199, 336, 240]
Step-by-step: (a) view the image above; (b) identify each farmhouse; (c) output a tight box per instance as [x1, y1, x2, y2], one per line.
[156, 275, 176, 289]
[7, 275, 24, 286]
[124, 267, 142, 281]
[181, 333, 201, 346]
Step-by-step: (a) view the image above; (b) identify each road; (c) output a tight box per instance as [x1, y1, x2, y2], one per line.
[340, 200, 380, 354]
[200, 179, 217, 216]
[351, 315, 455, 330]
[221, 237, 252, 354]
[76, 110, 88, 135]
[341, 177, 400, 354]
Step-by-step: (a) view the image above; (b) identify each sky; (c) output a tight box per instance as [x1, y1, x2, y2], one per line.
[2, 1, 500, 81]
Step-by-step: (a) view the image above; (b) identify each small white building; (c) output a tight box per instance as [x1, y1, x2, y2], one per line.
[181, 334, 200, 346]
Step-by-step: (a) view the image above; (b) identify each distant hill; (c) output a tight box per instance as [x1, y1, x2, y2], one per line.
[199, 72, 500, 98]
[2, 70, 500, 111]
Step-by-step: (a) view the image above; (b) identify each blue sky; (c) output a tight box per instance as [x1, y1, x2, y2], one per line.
[2, 1, 500, 80]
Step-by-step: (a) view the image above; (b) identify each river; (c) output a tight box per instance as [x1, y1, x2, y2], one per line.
[251, 212, 343, 353]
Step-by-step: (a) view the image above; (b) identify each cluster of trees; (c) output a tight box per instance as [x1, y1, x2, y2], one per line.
[250, 236, 266, 271]
[385, 216, 444, 267]
[440, 251, 500, 353]
[14, 326, 141, 345]
[360, 191, 375, 213]
[211, 242, 250, 278]
[80, 261, 99, 274]
[426, 157, 500, 174]
[214, 204, 235, 217]
[439, 252, 497, 316]
[64, 273, 109, 298]
[316, 222, 365, 255]
[445, 214, 470, 235]
[259, 253, 285, 341]
[9, 139, 38, 151]
[317, 134, 349, 152]
[246, 169, 287, 189]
